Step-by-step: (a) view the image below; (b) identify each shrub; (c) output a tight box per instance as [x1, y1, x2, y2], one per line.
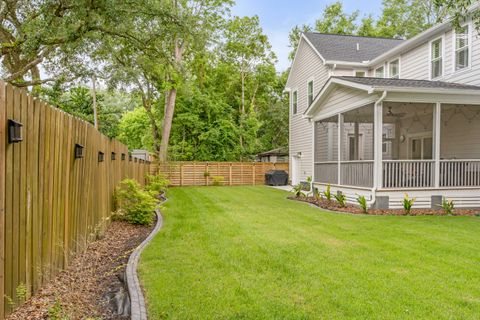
[145, 174, 169, 197]
[334, 193, 346, 207]
[211, 176, 225, 186]
[324, 184, 332, 201]
[313, 187, 322, 202]
[114, 179, 157, 225]
[357, 195, 368, 213]
[291, 183, 305, 198]
[402, 194, 415, 215]
[442, 198, 455, 215]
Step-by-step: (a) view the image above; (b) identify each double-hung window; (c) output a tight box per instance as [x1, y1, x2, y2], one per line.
[292, 90, 298, 114]
[455, 25, 470, 71]
[375, 66, 385, 78]
[430, 38, 443, 78]
[389, 59, 400, 79]
[307, 80, 314, 106]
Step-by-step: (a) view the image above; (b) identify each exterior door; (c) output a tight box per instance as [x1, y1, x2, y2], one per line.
[409, 135, 433, 160]
[291, 156, 300, 185]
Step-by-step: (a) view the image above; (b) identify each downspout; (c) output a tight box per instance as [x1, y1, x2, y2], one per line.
[368, 90, 387, 207]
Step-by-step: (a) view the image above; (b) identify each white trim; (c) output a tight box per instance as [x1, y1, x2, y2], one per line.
[307, 77, 315, 107]
[434, 102, 441, 188]
[337, 114, 343, 184]
[374, 65, 385, 78]
[429, 34, 445, 80]
[324, 60, 368, 67]
[452, 21, 473, 74]
[291, 88, 298, 115]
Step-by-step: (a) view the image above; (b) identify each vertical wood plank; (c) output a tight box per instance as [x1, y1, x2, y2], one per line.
[0, 81, 6, 319]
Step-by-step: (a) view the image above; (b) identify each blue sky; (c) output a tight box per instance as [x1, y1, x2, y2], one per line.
[231, 0, 383, 71]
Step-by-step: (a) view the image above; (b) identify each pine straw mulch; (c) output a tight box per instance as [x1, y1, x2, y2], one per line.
[288, 196, 480, 216]
[7, 220, 153, 320]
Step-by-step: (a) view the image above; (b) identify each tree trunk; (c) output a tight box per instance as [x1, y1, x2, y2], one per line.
[159, 88, 177, 163]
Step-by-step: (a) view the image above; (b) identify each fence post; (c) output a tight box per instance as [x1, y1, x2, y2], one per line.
[0, 81, 5, 319]
[205, 163, 209, 186]
[252, 163, 256, 185]
[229, 163, 232, 186]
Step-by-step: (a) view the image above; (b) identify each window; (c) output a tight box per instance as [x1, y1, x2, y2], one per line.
[430, 38, 443, 78]
[389, 59, 399, 78]
[355, 71, 366, 77]
[307, 80, 314, 106]
[455, 25, 470, 71]
[375, 66, 384, 78]
[292, 90, 298, 114]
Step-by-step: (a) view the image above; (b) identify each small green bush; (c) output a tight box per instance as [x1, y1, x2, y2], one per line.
[357, 195, 368, 213]
[324, 184, 332, 201]
[442, 198, 455, 215]
[292, 183, 305, 198]
[145, 173, 169, 196]
[334, 193, 346, 207]
[211, 176, 225, 186]
[115, 179, 157, 225]
[402, 194, 415, 215]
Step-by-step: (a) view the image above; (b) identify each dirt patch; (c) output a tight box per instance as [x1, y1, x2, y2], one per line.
[7, 220, 153, 320]
[288, 196, 480, 216]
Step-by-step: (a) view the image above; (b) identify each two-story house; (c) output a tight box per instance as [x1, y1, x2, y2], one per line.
[286, 4, 480, 209]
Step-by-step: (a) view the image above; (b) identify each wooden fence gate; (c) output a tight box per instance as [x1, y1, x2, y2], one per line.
[0, 81, 150, 318]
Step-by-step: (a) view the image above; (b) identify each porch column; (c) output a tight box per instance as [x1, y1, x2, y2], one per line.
[338, 113, 343, 185]
[373, 101, 383, 189]
[434, 102, 441, 188]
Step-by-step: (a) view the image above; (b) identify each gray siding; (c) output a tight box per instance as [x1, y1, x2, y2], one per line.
[287, 39, 330, 182]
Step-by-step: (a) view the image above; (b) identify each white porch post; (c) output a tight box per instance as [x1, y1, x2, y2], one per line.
[338, 113, 343, 185]
[373, 101, 383, 189]
[434, 102, 441, 188]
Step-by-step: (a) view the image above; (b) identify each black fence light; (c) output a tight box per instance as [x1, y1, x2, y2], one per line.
[134, 158, 137, 163]
[129, 154, 132, 161]
[8, 119, 23, 143]
[111, 152, 116, 160]
[74, 144, 84, 159]
[121, 153, 126, 160]
[98, 151, 105, 162]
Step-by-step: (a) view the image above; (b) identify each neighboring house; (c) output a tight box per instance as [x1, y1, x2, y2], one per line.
[256, 148, 289, 163]
[286, 3, 480, 209]
[131, 149, 153, 161]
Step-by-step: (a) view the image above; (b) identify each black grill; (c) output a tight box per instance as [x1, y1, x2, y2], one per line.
[265, 170, 288, 186]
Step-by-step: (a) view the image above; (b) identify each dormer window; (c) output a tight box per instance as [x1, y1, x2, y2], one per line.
[374, 66, 384, 78]
[389, 59, 399, 79]
[430, 38, 443, 79]
[455, 25, 470, 71]
[307, 80, 314, 106]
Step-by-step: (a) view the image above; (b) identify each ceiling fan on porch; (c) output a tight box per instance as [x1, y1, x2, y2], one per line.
[385, 106, 406, 118]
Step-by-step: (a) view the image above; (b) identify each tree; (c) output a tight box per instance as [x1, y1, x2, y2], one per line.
[314, 2, 359, 35]
[434, 0, 480, 31]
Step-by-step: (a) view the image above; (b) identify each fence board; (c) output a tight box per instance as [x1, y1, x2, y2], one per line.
[153, 162, 289, 187]
[0, 82, 151, 317]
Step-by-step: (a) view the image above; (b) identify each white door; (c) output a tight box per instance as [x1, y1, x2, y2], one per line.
[291, 156, 300, 185]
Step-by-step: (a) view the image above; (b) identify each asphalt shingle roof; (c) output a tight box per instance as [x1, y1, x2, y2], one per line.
[304, 33, 404, 63]
[335, 76, 480, 90]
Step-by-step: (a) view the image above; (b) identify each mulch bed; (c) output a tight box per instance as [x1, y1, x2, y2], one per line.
[288, 196, 480, 216]
[7, 220, 153, 320]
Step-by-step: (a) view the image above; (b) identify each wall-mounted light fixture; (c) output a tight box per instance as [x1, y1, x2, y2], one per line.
[74, 144, 84, 159]
[111, 152, 116, 160]
[8, 119, 23, 143]
[121, 153, 126, 160]
[134, 158, 137, 163]
[129, 154, 132, 161]
[98, 151, 105, 162]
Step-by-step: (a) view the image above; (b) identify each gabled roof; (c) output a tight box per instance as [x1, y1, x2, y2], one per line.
[303, 33, 404, 63]
[304, 76, 480, 117]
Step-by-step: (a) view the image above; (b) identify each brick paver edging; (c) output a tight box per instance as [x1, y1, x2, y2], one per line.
[126, 208, 164, 320]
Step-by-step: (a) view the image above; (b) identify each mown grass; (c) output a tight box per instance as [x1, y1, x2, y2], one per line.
[139, 186, 480, 319]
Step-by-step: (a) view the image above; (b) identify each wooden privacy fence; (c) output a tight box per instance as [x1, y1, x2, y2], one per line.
[0, 81, 150, 318]
[152, 162, 289, 186]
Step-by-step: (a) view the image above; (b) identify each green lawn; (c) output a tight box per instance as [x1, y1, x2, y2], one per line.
[138, 186, 480, 319]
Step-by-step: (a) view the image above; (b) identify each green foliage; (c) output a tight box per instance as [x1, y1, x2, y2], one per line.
[115, 179, 157, 225]
[117, 107, 154, 151]
[357, 195, 368, 214]
[402, 194, 415, 215]
[145, 174, 169, 197]
[16, 283, 28, 301]
[334, 193, 347, 207]
[48, 298, 67, 320]
[292, 184, 306, 198]
[324, 184, 332, 201]
[211, 176, 225, 186]
[442, 199, 455, 215]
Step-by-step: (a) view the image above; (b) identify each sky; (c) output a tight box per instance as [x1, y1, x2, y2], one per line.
[231, 0, 383, 71]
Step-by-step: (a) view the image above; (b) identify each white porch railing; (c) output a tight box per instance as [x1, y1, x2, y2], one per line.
[382, 160, 434, 188]
[440, 160, 480, 187]
[314, 162, 338, 184]
[341, 161, 374, 187]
